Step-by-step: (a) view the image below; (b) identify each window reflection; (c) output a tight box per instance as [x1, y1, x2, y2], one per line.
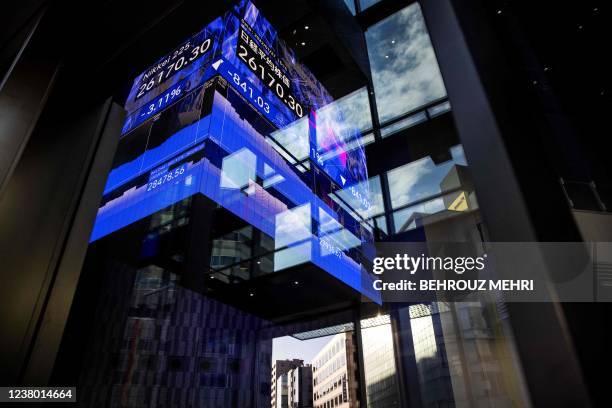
[360, 0, 382, 11]
[374, 215, 388, 234]
[387, 146, 466, 209]
[385, 145, 474, 231]
[220, 148, 257, 190]
[394, 197, 447, 232]
[211, 226, 254, 281]
[428, 100, 452, 118]
[316, 87, 373, 135]
[332, 175, 384, 222]
[342, 0, 356, 15]
[365, 3, 447, 124]
[325, 144, 472, 235]
[267, 116, 310, 164]
[361, 317, 400, 408]
[403, 303, 456, 407]
[274, 203, 312, 271]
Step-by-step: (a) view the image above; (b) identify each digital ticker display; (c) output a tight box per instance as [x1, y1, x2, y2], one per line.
[92, 0, 378, 302]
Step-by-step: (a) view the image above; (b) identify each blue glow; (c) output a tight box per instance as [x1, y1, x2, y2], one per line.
[92, 0, 378, 303]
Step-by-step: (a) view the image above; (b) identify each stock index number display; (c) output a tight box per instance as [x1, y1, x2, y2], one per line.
[135, 37, 213, 101]
[237, 28, 305, 118]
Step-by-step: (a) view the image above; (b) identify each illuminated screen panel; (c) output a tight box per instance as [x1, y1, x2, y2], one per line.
[92, 1, 378, 303]
[122, 17, 224, 135]
[121, 0, 369, 198]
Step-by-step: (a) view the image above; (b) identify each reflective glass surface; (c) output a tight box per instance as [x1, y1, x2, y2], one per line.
[387, 145, 469, 230]
[332, 174, 384, 222]
[361, 319, 400, 407]
[387, 145, 466, 209]
[343, 0, 356, 15]
[365, 3, 447, 123]
[380, 111, 427, 138]
[360, 0, 383, 11]
[316, 87, 372, 134]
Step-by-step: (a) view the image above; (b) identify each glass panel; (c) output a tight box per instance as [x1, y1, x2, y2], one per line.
[427, 100, 451, 117]
[343, 0, 356, 15]
[361, 317, 401, 407]
[393, 196, 445, 232]
[392, 190, 479, 232]
[386, 145, 474, 232]
[315, 87, 373, 155]
[360, 0, 382, 11]
[331, 175, 384, 221]
[387, 153, 464, 210]
[366, 3, 447, 123]
[450, 144, 467, 166]
[267, 116, 310, 163]
[274, 203, 312, 271]
[435, 301, 531, 407]
[343, 132, 375, 152]
[380, 111, 428, 138]
[211, 226, 253, 271]
[374, 215, 388, 234]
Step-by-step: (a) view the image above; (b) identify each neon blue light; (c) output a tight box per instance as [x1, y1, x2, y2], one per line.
[92, 0, 378, 303]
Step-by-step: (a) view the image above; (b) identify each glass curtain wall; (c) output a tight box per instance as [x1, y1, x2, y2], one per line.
[340, 1, 533, 407]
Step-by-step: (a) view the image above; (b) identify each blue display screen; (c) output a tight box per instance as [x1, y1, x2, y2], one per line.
[93, 0, 378, 303]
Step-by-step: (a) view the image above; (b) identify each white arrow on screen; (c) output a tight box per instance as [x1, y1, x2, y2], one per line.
[340, 175, 346, 185]
[212, 59, 224, 70]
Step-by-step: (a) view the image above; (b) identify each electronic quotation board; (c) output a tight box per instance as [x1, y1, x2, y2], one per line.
[90, 0, 379, 303]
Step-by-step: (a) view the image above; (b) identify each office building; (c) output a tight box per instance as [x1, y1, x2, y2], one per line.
[272, 359, 304, 408]
[312, 333, 359, 408]
[275, 373, 289, 408]
[288, 365, 314, 408]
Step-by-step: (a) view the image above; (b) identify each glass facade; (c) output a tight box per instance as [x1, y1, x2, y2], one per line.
[47, 1, 532, 407]
[361, 318, 400, 408]
[342, 0, 357, 16]
[360, 0, 383, 11]
[387, 145, 472, 231]
[365, 3, 447, 124]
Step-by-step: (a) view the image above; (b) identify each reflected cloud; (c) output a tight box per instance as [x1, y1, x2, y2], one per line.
[268, 116, 309, 162]
[220, 147, 257, 190]
[387, 157, 435, 208]
[316, 87, 372, 141]
[386, 146, 468, 211]
[366, 3, 447, 123]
